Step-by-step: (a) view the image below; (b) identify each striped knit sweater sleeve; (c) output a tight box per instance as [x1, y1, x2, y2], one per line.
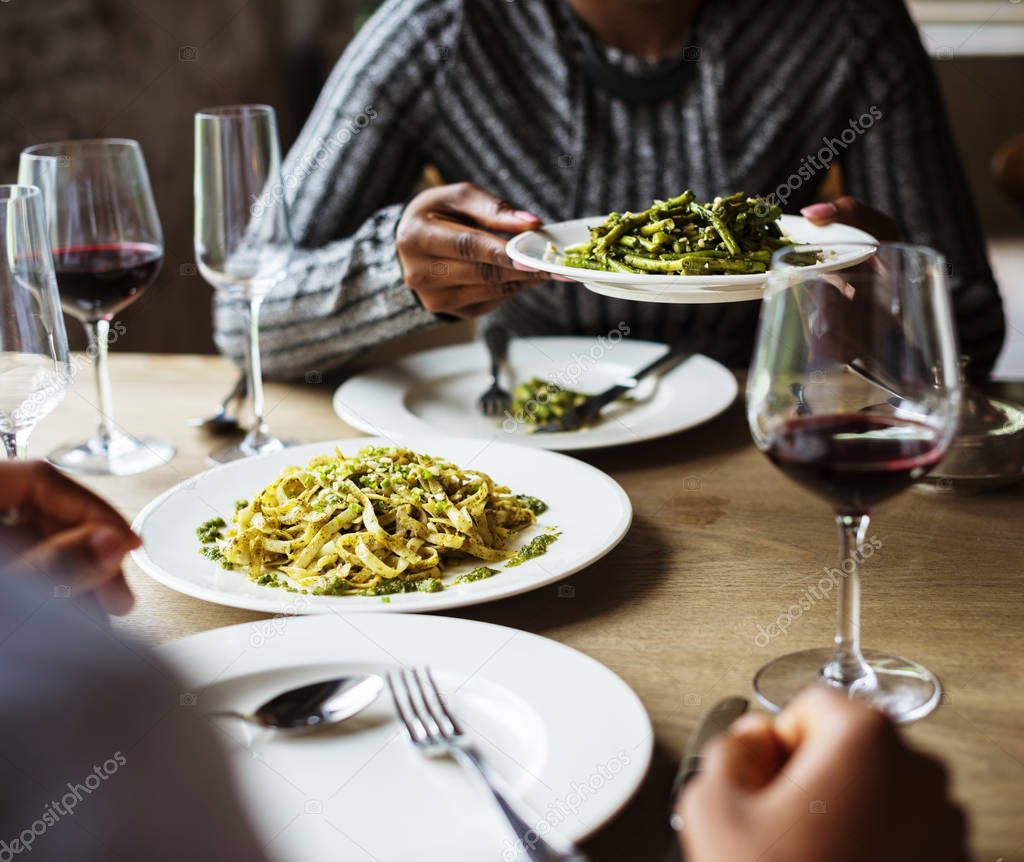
[212, 0, 463, 380]
[841, 0, 1004, 370]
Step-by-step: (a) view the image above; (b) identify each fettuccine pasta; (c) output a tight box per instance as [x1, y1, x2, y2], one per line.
[207, 446, 544, 596]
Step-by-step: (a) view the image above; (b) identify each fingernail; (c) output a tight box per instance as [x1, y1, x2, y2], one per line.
[513, 261, 541, 272]
[89, 527, 124, 567]
[514, 210, 541, 222]
[801, 202, 838, 219]
[551, 274, 576, 282]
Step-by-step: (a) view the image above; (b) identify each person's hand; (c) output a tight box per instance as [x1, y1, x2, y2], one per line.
[0, 461, 140, 615]
[396, 182, 558, 319]
[678, 687, 967, 862]
[802, 196, 900, 241]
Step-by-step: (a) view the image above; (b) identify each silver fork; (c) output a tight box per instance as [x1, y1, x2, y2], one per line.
[387, 668, 588, 862]
[478, 324, 512, 416]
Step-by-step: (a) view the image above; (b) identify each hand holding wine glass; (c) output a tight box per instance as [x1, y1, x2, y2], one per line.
[194, 104, 294, 462]
[0, 185, 72, 460]
[747, 242, 962, 722]
[19, 139, 174, 475]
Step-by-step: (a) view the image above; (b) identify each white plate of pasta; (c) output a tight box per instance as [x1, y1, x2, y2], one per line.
[132, 436, 632, 613]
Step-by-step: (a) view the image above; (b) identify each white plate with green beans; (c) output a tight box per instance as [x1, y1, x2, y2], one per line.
[507, 204, 877, 304]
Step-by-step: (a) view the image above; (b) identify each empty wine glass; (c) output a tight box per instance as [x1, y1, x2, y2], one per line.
[194, 104, 294, 463]
[19, 139, 174, 475]
[747, 242, 962, 723]
[0, 185, 72, 459]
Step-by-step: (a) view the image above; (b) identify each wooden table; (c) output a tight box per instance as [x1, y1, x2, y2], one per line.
[29, 353, 1024, 862]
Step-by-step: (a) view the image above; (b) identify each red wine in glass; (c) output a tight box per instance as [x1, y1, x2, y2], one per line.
[53, 242, 163, 321]
[766, 414, 946, 515]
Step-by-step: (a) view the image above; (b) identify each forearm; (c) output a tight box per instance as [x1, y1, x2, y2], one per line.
[213, 204, 438, 380]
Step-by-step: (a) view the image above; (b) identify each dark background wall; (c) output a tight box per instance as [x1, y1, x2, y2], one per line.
[1, 0, 1021, 356]
[0, 0, 366, 354]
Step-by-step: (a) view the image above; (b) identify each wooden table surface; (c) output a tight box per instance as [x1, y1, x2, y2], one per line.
[28, 353, 1024, 862]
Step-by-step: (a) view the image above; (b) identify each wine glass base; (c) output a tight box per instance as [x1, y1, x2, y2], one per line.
[49, 435, 176, 476]
[753, 647, 942, 724]
[207, 437, 296, 464]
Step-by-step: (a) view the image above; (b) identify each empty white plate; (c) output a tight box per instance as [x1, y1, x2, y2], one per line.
[506, 214, 877, 303]
[333, 337, 738, 451]
[160, 613, 653, 862]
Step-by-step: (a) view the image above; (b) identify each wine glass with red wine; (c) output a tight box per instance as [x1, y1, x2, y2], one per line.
[747, 242, 962, 722]
[19, 139, 174, 475]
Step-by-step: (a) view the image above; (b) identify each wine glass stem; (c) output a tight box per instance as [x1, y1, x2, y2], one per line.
[85, 318, 118, 448]
[822, 513, 873, 687]
[240, 295, 271, 450]
[1, 430, 29, 459]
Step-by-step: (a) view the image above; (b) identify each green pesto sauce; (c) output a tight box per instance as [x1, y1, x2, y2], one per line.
[505, 531, 561, 568]
[455, 566, 499, 584]
[354, 577, 446, 597]
[198, 545, 231, 569]
[254, 572, 300, 593]
[196, 517, 226, 544]
[514, 494, 548, 515]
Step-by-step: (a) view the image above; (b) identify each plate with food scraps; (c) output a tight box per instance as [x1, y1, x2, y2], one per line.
[507, 205, 877, 304]
[333, 337, 738, 451]
[132, 436, 632, 614]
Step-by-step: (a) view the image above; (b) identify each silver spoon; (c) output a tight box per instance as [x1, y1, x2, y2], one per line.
[188, 374, 246, 435]
[207, 674, 384, 732]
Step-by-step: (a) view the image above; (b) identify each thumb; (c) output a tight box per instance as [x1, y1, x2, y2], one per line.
[801, 195, 899, 241]
[442, 182, 542, 233]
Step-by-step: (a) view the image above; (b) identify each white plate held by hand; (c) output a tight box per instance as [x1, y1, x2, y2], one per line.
[506, 214, 877, 303]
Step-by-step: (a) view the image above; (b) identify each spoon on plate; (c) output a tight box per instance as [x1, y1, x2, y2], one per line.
[207, 674, 384, 732]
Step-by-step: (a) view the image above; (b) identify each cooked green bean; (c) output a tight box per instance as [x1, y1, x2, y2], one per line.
[561, 190, 820, 276]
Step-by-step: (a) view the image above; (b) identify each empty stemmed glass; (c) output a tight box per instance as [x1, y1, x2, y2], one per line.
[194, 104, 294, 462]
[0, 185, 72, 459]
[19, 139, 174, 475]
[747, 242, 962, 722]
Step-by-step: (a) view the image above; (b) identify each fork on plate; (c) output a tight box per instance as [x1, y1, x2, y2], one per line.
[387, 667, 588, 862]
[478, 324, 512, 417]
